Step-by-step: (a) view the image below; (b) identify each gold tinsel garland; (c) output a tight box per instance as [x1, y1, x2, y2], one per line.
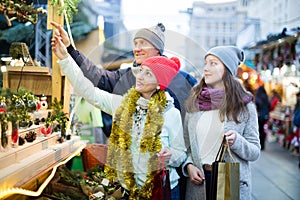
[104, 87, 167, 199]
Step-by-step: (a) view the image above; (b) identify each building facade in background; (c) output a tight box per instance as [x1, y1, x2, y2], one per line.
[69, 0, 300, 72]
[188, 0, 299, 50]
[246, 0, 300, 39]
[189, 1, 259, 51]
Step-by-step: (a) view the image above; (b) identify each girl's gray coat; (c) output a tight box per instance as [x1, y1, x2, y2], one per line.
[182, 102, 261, 200]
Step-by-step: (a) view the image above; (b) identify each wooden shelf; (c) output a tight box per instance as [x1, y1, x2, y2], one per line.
[2, 66, 52, 96]
[4, 66, 50, 74]
[0, 133, 87, 200]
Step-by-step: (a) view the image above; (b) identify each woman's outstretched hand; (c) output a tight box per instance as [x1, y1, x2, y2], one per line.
[51, 33, 68, 60]
[50, 21, 71, 47]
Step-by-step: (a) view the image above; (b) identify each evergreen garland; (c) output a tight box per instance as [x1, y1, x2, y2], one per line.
[51, 0, 81, 23]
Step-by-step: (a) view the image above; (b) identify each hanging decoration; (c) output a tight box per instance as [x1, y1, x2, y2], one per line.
[51, 0, 81, 23]
[0, 0, 46, 26]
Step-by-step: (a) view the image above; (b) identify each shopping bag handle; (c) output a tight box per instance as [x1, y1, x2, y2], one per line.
[214, 136, 236, 162]
[215, 136, 226, 162]
[225, 140, 236, 162]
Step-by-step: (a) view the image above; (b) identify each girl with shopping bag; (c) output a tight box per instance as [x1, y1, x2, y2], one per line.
[182, 46, 261, 200]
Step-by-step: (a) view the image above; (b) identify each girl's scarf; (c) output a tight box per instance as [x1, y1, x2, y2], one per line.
[195, 87, 225, 111]
[195, 87, 252, 111]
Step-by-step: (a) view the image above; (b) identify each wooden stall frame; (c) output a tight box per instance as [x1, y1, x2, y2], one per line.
[47, 0, 71, 115]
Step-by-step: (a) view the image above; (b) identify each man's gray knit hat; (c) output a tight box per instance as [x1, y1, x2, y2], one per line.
[134, 23, 165, 55]
[205, 46, 244, 75]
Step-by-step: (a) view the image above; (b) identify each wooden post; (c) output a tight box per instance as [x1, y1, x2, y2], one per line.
[47, 0, 70, 115]
[47, 0, 63, 102]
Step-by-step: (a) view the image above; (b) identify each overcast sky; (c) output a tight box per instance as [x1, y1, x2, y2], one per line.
[122, 0, 235, 31]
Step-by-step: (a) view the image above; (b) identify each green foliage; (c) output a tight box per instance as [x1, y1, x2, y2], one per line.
[53, 192, 72, 200]
[6, 93, 25, 123]
[49, 98, 68, 124]
[0, 88, 39, 128]
[48, 98, 69, 137]
[58, 165, 81, 187]
[51, 0, 81, 23]
[16, 88, 39, 112]
[0, 94, 8, 147]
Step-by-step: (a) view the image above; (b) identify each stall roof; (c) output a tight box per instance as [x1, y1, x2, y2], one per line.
[249, 27, 300, 50]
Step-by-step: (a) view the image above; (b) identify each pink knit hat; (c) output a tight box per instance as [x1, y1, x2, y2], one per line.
[139, 56, 180, 90]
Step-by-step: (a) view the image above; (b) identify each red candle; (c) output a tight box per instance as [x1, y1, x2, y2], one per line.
[11, 128, 18, 143]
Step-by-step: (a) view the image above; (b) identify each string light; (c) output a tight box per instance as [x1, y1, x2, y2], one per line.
[0, 141, 86, 199]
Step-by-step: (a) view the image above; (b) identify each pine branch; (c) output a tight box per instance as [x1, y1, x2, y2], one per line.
[51, 0, 81, 23]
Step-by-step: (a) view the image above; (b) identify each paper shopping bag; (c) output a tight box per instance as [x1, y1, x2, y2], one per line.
[210, 138, 240, 200]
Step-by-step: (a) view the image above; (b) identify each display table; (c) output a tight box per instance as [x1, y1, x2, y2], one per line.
[269, 110, 286, 121]
[0, 129, 87, 200]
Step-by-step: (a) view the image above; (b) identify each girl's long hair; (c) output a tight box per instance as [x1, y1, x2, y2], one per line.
[185, 68, 252, 123]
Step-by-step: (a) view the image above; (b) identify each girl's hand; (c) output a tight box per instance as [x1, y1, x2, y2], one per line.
[224, 131, 237, 146]
[187, 164, 205, 185]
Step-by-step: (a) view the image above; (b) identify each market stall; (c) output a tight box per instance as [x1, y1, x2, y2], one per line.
[237, 60, 263, 94]
[0, 1, 90, 199]
[249, 28, 300, 148]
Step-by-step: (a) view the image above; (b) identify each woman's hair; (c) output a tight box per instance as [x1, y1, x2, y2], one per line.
[185, 68, 252, 123]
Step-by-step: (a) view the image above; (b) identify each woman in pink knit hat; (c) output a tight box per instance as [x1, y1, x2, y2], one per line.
[52, 35, 187, 200]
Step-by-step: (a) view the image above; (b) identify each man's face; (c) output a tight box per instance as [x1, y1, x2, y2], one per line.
[133, 38, 160, 65]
